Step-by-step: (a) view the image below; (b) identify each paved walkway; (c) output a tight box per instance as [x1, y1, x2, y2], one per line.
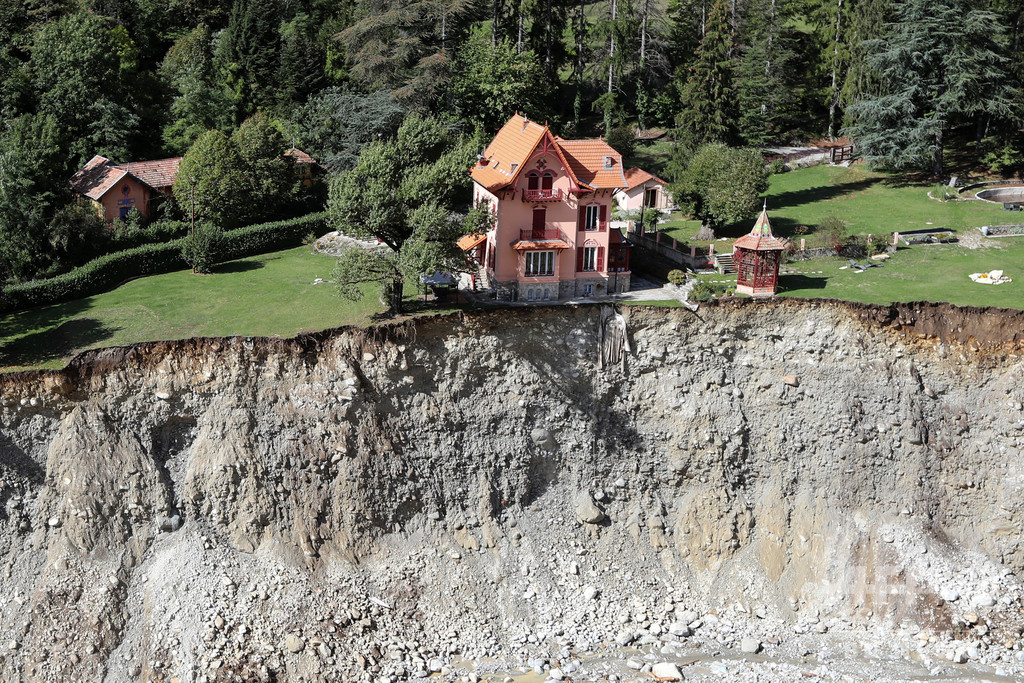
[457, 275, 698, 308]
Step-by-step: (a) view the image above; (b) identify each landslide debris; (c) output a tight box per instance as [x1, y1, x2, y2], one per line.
[1, 300, 1023, 682]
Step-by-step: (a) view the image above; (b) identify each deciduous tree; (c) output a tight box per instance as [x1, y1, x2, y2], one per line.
[328, 114, 476, 313]
[173, 130, 247, 228]
[231, 113, 296, 222]
[449, 33, 549, 132]
[670, 142, 768, 240]
[28, 11, 138, 166]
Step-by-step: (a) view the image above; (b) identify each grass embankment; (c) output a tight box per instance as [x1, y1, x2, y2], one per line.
[659, 164, 1011, 247]
[0, 246, 384, 372]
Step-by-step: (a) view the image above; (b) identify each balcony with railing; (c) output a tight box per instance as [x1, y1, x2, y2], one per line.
[519, 227, 569, 242]
[522, 188, 563, 202]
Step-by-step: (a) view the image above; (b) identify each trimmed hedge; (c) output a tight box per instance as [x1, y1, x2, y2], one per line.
[2, 212, 331, 313]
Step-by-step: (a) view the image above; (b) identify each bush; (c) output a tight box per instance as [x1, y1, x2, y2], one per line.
[691, 280, 715, 301]
[931, 184, 957, 202]
[768, 158, 789, 175]
[867, 233, 889, 256]
[667, 269, 687, 286]
[2, 212, 331, 312]
[181, 222, 225, 274]
[819, 215, 847, 251]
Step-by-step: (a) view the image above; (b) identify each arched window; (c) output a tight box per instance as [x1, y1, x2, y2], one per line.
[541, 171, 554, 191]
[527, 172, 540, 191]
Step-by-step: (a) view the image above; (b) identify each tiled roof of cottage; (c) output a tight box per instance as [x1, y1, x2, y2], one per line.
[285, 148, 317, 165]
[114, 157, 181, 189]
[733, 207, 787, 251]
[622, 167, 667, 191]
[71, 155, 182, 199]
[70, 155, 129, 201]
[555, 138, 628, 190]
[471, 114, 627, 193]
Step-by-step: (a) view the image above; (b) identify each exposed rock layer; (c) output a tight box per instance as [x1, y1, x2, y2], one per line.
[1, 299, 1023, 681]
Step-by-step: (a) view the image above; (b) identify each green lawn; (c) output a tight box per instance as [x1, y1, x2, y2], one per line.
[695, 239, 1024, 309]
[0, 246, 386, 372]
[660, 164, 1010, 247]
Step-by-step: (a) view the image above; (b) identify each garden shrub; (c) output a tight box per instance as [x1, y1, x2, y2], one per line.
[667, 269, 687, 286]
[819, 215, 847, 252]
[691, 280, 716, 301]
[181, 222, 225, 274]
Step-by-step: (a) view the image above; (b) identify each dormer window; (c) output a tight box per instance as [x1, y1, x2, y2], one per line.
[603, 155, 615, 169]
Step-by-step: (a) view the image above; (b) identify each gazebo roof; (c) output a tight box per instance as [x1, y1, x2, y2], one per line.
[733, 207, 787, 251]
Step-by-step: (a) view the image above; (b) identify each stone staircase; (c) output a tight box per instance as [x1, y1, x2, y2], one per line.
[712, 253, 736, 274]
[473, 267, 490, 292]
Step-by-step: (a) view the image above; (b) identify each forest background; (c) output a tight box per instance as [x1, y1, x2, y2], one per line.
[1, 0, 1022, 286]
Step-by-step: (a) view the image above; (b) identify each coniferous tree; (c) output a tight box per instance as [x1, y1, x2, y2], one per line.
[838, 0, 891, 116]
[277, 14, 328, 108]
[161, 24, 233, 153]
[736, 0, 801, 145]
[675, 0, 735, 147]
[337, 0, 482, 109]
[845, 0, 1018, 177]
[223, 0, 280, 124]
[292, 88, 405, 173]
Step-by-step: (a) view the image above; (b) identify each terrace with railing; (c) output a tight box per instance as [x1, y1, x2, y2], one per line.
[522, 188, 563, 202]
[519, 227, 569, 242]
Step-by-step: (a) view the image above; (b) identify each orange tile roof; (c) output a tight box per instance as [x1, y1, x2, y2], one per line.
[555, 138, 627, 190]
[470, 114, 627, 193]
[623, 167, 667, 191]
[285, 148, 317, 165]
[114, 157, 181, 189]
[71, 155, 182, 199]
[471, 114, 548, 192]
[457, 233, 487, 251]
[512, 240, 570, 251]
[70, 155, 128, 200]
[733, 208, 787, 251]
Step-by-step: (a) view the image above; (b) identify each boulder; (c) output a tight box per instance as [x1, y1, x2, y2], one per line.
[740, 638, 761, 654]
[651, 662, 683, 680]
[575, 495, 605, 525]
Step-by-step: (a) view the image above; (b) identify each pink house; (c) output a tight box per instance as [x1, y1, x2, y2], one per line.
[614, 167, 673, 212]
[70, 155, 181, 222]
[469, 114, 631, 301]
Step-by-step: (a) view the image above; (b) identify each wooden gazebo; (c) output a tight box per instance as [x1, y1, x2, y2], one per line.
[733, 205, 785, 297]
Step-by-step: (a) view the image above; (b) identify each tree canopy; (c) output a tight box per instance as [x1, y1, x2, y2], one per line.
[671, 143, 769, 239]
[845, 0, 1019, 177]
[328, 114, 477, 312]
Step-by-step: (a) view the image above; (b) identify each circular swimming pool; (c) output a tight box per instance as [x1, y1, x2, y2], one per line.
[976, 185, 1024, 205]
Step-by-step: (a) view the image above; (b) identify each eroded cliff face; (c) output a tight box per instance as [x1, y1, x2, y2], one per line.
[1, 301, 1023, 682]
